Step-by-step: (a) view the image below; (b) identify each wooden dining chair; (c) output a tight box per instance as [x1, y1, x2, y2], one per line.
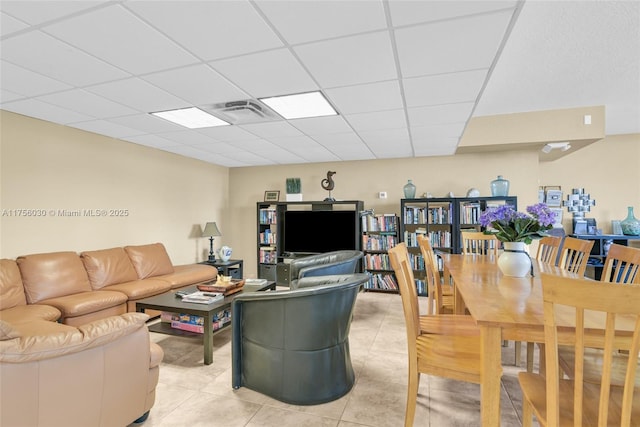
[460, 231, 499, 257]
[388, 243, 484, 427]
[417, 234, 454, 315]
[519, 235, 564, 370]
[557, 236, 594, 276]
[518, 273, 640, 427]
[535, 235, 562, 265]
[558, 244, 640, 387]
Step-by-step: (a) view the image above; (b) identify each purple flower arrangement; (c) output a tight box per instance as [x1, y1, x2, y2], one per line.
[479, 203, 557, 244]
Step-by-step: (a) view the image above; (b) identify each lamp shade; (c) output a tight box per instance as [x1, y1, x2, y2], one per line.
[202, 222, 222, 237]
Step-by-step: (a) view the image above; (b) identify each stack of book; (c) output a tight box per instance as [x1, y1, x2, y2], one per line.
[180, 291, 224, 304]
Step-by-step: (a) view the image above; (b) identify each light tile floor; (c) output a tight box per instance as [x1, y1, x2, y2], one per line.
[135, 290, 540, 427]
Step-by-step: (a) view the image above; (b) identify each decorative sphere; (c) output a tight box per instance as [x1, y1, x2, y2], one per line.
[466, 188, 480, 197]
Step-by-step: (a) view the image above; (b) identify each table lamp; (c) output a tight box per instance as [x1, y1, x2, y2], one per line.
[202, 222, 222, 262]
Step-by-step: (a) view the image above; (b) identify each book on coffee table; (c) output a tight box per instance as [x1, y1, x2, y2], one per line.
[181, 291, 224, 304]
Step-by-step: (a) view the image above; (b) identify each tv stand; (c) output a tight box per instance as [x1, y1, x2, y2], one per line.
[257, 200, 364, 286]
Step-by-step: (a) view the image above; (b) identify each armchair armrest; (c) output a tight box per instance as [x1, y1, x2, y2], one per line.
[289, 250, 363, 289]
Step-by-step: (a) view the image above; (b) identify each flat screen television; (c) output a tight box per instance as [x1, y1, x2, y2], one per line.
[283, 210, 358, 255]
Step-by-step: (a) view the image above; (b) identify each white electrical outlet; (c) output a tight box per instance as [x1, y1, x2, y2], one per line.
[584, 114, 592, 125]
[379, 191, 387, 199]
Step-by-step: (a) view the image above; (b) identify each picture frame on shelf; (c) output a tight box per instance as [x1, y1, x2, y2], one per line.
[264, 190, 280, 202]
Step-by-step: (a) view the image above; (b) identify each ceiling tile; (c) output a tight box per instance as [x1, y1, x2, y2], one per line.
[142, 64, 250, 106]
[329, 147, 376, 161]
[312, 132, 363, 148]
[395, 10, 513, 78]
[228, 139, 281, 152]
[345, 109, 407, 132]
[290, 115, 353, 135]
[67, 119, 145, 139]
[37, 89, 138, 119]
[413, 137, 459, 156]
[1, 31, 129, 86]
[2, 98, 93, 124]
[85, 78, 189, 113]
[294, 31, 397, 88]
[197, 126, 259, 142]
[161, 144, 213, 159]
[211, 49, 318, 98]
[403, 69, 488, 107]
[240, 122, 304, 139]
[359, 128, 411, 145]
[253, 148, 306, 164]
[1, 11, 29, 36]
[407, 102, 474, 127]
[0, 61, 71, 97]
[192, 142, 242, 155]
[326, 80, 403, 115]
[154, 130, 218, 146]
[125, 1, 282, 61]
[269, 135, 322, 150]
[256, 0, 386, 44]
[1, 89, 23, 103]
[109, 114, 185, 134]
[292, 146, 340, 162]
[222, 151, 277, 165]
[369, 143, 413, 158]
[410, 122, 466, 141]
[0, 1, 104, 25]
[389, 0, 516, 27]
[44, 4, 198, 74]
[123, 134, 181, 149]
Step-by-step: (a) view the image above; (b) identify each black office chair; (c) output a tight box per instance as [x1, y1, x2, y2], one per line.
[231, 273, 369, 405]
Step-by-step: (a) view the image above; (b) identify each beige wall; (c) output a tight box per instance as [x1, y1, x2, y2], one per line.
[0, 111, 228, 264]
[2, 110, 638, 276]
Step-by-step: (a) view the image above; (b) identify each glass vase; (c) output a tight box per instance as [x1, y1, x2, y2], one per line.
[620, 206, 640, 236]
[403, 180, 416, 199]
[490, 175, 509, 197]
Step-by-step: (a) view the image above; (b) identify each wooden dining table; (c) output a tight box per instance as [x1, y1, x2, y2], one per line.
[441, 253, 637, 427]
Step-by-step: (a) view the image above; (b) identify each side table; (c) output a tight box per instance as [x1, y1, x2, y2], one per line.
[199, 259, 243, 279]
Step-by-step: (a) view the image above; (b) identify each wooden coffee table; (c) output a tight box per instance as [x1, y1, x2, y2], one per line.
[136, 281, 275, 365]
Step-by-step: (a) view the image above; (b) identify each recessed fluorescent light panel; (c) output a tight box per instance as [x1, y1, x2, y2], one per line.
[259, 91, 337, 120]
[151, 107, 229, 128]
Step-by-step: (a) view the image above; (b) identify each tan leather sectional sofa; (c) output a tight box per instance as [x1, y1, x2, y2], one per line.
[0, 242, 217, 426]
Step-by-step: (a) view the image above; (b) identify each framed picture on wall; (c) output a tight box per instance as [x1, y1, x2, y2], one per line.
[264, 191, 280, 202]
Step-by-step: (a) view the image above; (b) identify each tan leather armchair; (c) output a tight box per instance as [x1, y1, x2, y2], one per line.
[0, 313, 163, 426]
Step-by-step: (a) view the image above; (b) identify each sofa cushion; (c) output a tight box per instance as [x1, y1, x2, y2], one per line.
[0, 304, 61, 325]
[80, 247, 139, 289]
[157, 264, 218, 289]
[17, 252, 92, 304]
[0, 313, 147, 363]
[0, 321, 21, 341]
[39, 290, 128, 319]
[105, 278, 172, 299]
[124, 243, 174, 279]
[0, 259, 27, 310]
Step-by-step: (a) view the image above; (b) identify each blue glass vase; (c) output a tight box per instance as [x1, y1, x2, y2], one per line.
[403, 180, 416, 199]
[620, 206, 640, 236]
[490, 175, 509, 197]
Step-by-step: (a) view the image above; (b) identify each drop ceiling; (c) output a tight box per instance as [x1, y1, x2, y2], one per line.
[1, 1, 638, 167]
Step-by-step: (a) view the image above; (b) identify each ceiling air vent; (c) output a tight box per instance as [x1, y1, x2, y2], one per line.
[202, 100, 281, 125]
